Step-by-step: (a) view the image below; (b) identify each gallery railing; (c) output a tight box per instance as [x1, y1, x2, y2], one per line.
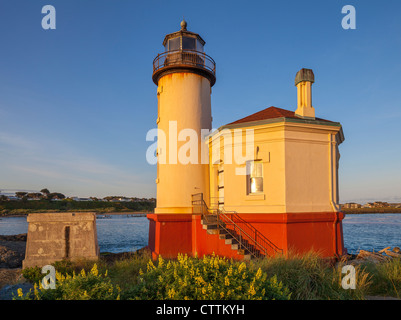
[153, 49, 216, 76]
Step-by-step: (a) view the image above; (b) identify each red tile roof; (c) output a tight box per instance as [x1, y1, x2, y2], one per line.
[226, 106, 333, 126]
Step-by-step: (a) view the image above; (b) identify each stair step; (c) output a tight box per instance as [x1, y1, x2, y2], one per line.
[202, 224, 219, 230]
[219, 233, 232, 240]
[201, 220, 218, 226]
[207, 229, 219, 235]
[225, 238, 238, 245]
[200, 212, 271, 260]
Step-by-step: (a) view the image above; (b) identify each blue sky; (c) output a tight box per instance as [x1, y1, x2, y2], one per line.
[0, 0, 400, 202]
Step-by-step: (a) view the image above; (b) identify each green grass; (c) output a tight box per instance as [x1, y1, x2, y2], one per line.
[360, 258, 401, 298]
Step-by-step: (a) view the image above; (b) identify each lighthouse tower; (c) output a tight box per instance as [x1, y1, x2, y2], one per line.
[148, 20, 216, 258]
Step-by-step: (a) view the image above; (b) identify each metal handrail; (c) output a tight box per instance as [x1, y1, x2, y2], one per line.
[191, 193, 282, 258]
[219, 209, 283, 256]
[217, 212, 263, 258]
[153, 49, 216, 75]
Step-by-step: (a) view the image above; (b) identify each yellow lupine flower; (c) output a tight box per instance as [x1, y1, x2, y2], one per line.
[255, 268, 262, 280]
[90, 264, 98, 277]
[82, 290, 89, 299]
[248, 284, 256, 296]
[238, 262, 246, 273]
[167, 288, 176, 299]
[17, 288, 23, 297]
[224, 276, 230, 286]
[158, 255, 164, 268]
[33, 283, 39, 299]
[147, 260, 155, 271]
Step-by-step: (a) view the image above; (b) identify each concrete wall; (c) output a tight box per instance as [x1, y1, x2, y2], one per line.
[208, 120, 343, 214]
[22, 212, 99, 268]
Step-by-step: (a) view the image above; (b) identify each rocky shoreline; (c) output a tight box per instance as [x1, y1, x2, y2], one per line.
[0, 234, 28, 299]
[0, 234, 26, 269]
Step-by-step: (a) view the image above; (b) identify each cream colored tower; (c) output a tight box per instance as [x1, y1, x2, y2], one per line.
[152, 20, 216, 214]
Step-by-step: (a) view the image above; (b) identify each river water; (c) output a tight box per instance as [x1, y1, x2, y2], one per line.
[0, 213, 400, 254]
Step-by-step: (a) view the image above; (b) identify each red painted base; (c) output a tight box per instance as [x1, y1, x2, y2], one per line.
[147, 212, 346, 260]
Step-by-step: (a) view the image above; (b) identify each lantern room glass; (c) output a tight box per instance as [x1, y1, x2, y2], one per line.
[167, 36, 203, 52]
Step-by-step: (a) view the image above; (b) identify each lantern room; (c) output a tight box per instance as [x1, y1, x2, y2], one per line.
[152, 20, 216, 86]
[163, 20, 205, 52]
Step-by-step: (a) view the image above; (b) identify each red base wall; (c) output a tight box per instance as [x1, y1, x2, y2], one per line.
[147, 212, 346, 260]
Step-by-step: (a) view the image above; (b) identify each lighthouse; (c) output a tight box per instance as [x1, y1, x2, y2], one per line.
[148, 20, 216, 258]
[147, 21, 346, 260]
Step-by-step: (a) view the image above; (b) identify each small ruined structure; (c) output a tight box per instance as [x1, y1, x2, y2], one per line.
[22, 212, 99, 268]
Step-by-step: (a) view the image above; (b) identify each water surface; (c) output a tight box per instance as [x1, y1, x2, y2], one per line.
[0, 213, 400, 254]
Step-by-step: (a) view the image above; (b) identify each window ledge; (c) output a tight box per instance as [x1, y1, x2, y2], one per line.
[244, 194, 265, 201]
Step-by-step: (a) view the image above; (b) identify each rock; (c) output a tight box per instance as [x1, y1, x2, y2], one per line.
[0, 283, 34, 300]
[356, 250, 389, 263]
[393, 247, 400, 253]
[0, 244, 25, 268]
[0, 234, 27, 242]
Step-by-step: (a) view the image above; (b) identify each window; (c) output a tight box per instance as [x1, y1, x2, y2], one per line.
[168, 37, 180, 51]
[182, 36, 196, 50]
[196, 39, 204, 52]
[246, 161, 263, 194]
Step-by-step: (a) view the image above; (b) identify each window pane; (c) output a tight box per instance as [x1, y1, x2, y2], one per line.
[247, 161, 263, 194]
[250, 177, 263, 193]
[255, 163, 263, 177]
[168, 38, 180, 51]
[196, 39, 204, 52]
[182, 37, 196, 50]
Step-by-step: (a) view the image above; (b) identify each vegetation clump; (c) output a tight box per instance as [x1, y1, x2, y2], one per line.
[15, 251, 401, 300]
[128, 253, 291, 300]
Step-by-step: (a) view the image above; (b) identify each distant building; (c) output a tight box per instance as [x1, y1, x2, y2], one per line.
[361, 201, 392, 208]
[362, 203, 374, 208]
[342, 202, 361, 209]
[71, 197, 93, 201]
[373, 201, 390, 207]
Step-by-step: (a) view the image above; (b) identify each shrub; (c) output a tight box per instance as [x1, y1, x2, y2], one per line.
[21, 266, 43, 284]
[125, 253, 291, 300]
[15, 264, 120, 300]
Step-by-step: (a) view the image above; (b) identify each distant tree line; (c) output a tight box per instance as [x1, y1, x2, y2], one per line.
[0, 188, 156, 216]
